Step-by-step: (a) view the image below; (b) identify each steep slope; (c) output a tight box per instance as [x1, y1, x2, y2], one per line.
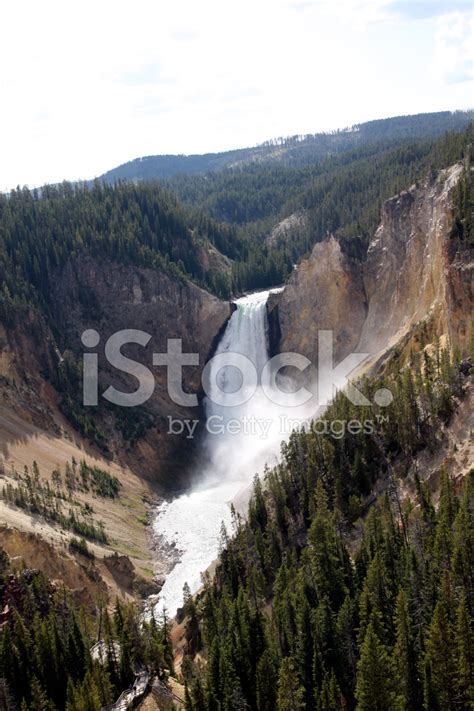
[181, 162, 474, 711]
[358, 163, 470, 357]
[1, 135, 472, 611]
[1, 258, 231, 483]
[0, 183, 233, 601]
[268, 235, 366, 364]
[162, 121, 474, 294]
[0, 265, 230, 600]
[269, 162, 473, 370]
[49, 254, 231, 483]
[0, 181, 235, 483]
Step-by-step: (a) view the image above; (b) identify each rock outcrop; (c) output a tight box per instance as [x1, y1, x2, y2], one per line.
[269, 163, 473, 370]
[268, 235, 367, 365]
[358, 164, 469, 357]
[50, 257, 232, 485]
[0, 259, 231, 487]
[50, 255, 230, 396]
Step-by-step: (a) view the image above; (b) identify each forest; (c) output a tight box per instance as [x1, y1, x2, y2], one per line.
[168, 123, 474, 290]
[101, 111, 474, 183]
[1, 120, 473, 322]
[0, 345, 472, 710]
[181, 347, 474, 710]
[0, 561, 174, 710]
[0, 179, 238, 322]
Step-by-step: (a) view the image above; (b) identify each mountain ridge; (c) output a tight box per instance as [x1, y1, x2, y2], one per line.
[99, 110, 474, 183]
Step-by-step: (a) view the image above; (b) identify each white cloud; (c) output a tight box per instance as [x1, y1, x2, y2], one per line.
[384, 1, 472, 21]
[0, 0, 472, 189]
[434, 10, 474, 84]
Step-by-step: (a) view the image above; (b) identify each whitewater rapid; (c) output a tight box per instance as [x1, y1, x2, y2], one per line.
[152, 287, 313, 616]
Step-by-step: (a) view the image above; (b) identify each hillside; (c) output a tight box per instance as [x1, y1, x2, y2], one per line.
[268, 161, 473, 366]
[181, 160, 473, 711]
[100, 111, 474, 182]
[0, 180, 237, 608]
[96, 115, 474, 297]
[0, 122, 472, 590]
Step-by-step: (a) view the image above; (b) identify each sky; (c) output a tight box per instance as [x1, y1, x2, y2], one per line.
[0, 0, 473, 190]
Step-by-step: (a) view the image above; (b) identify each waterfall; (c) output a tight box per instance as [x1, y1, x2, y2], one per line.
[199, 289, 275, 488]
[152, 287, 308, 616]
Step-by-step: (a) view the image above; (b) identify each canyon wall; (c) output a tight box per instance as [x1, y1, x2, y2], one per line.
[268, 235, 367, 365]
[1, 162, 472, 488]
[269, 163, 473, 370]
[0, 260, 231, 487]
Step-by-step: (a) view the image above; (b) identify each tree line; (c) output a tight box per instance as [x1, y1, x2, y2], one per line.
[0, 179, 237, 326]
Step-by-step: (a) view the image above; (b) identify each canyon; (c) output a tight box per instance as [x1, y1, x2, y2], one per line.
[0, 160, 472, 611]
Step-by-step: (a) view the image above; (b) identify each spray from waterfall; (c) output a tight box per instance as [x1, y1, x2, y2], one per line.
[153, 288, 317, 616]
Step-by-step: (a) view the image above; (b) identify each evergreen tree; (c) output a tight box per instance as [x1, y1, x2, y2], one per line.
[456, 593, 474, 709]
[307, 480, 347, 609]
[393, 588, 421, 711]
[255, 649, 278, 711]
[317, 670, 345, 711]
[276, 657, 305, 711]
[355, 616, 402, 711]
[425, 595, 457, 710]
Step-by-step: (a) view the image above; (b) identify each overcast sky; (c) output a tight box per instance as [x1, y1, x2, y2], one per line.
[1, 0, 472, 190]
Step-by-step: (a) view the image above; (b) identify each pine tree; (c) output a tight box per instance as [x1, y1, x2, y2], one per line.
[29, 677, 53, 711]
[307, 480, 347, 609]
[276, 657, 305, 711]
[78, 671, 101, 711]
[335, 594, 357, 695]
[456, 593, 474, 709]
[355, 616, 403, 711]
[433, 469, 458, 574]
[358, 552, 393, 644]
[425, 596, 457, 710]
[422, 657, 440, 711]
[255, 648, 278, 711]
[206, 636, 221, 709]
[317, 670, 345, 710]
[393, 588, 421, 711]
[190, 676, 207, 711]
[294, 575, 313, 706]
[451, 471, 474, 606]
[0, 679, 16, 711]
[65, 678, 77, 711]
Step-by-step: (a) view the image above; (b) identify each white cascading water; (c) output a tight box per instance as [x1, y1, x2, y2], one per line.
[153, 288, 315, 616]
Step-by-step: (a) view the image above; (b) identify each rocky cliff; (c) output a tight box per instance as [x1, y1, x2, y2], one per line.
[269, 163, 473, 371]
[0, 255, 233, 600]
[0, 259, 231, 487]
[268, 235, 367, 365]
